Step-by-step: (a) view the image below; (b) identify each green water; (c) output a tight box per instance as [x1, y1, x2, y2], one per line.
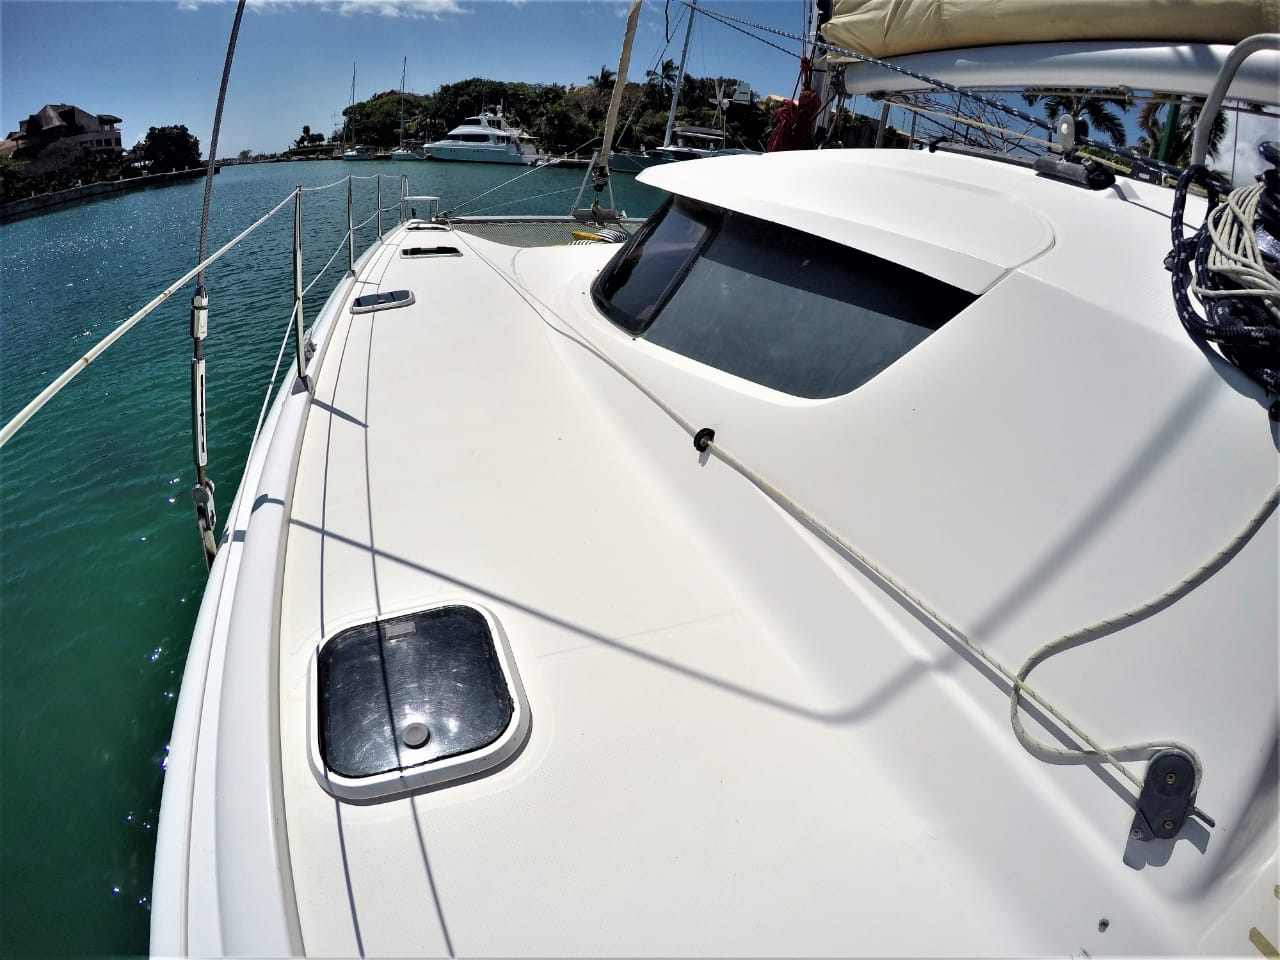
[0, 159, 663, 957]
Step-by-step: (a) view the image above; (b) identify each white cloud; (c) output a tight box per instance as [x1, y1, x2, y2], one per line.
[1216, 106, 1280, 187]
[177, 0, 466, 17]
[332, 0, 465, 16]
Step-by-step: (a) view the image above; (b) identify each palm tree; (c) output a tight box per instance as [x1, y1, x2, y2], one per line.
[590, 65, 616, 92]
[1136, 97, 1227, 165]
[645, 58, 679, 95]
[1020, 87, 1131, 147]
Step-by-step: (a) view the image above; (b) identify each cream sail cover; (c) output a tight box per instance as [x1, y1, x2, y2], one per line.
[821, 0, 1280, 59]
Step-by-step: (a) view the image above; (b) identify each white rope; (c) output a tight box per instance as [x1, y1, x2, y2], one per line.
[1194, 181, 1280, 322]
[452, 228, 1280, 828]
[0, 187, 300, 450]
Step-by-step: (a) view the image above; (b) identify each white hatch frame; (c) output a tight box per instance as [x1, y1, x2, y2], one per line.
[305, 600, 532, 802]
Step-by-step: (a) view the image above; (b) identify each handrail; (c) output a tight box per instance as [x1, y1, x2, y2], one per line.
[1191, 33, 1280, 167]
[0, 188, 300, 450]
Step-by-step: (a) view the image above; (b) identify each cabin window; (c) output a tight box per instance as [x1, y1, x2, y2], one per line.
[458, 133, 490, 143]
[592, 197, 976, 399]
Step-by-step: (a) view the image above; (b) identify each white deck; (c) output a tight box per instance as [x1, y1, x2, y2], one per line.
[156, 151, 1278, 957]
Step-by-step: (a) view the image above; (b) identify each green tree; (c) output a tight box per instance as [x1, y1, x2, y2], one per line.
[590, 66, 616, 92]
[1137, 97, 1227, 165]
[237, 149, 252, 161]
[645, 59, 679, 97]
[1020, 87, 1130, 147]
[139, 125, 200, 173]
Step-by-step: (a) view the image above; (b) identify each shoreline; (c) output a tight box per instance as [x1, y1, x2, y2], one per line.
[0, 166, 210, 225]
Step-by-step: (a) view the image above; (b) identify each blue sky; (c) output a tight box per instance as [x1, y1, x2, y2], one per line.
[3, 0, 1274, 179]
[1, 0, 813, 156]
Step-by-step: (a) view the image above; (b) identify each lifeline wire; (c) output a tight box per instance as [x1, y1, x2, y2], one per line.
[452, 228, 1279, 829]
[0, 188, 299, 450]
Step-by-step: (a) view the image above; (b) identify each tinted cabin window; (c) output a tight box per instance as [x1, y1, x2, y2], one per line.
[594, 199, 711, 334]
[593, 197, 975, 399]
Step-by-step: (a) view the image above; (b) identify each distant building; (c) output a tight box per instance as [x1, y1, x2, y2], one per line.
[4, 104, 123, 157]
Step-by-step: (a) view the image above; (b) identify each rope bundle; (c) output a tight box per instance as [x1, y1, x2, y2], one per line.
[1170, 145, 1280, 398]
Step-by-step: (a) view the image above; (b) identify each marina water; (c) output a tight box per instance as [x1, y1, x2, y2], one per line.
[0, 159, 664, 956]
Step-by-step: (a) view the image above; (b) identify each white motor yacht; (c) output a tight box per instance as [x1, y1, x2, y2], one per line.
[425, 109, 539, 165]
[341, 144, 377, 161]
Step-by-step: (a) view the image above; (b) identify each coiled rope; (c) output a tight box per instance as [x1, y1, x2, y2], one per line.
[1169, 153, 1280, 397]
[454, 228, 1279, 829]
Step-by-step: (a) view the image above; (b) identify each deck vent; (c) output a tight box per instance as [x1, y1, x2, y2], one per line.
[310, 604, 530, 800]
[406, 221, 450, 232]
[351, 290, 415, 314]
[401, 246, 462, 258]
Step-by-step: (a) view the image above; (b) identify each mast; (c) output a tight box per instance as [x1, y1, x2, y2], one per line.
[663, 0, 696, 148]
[571, 0, 640, 219]
[599, 0, 643, 167]
[398, 56, 407, 149]
[348, 60, 357, 148]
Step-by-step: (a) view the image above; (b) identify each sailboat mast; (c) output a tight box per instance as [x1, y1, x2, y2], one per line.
[663, 0, 696, 148]
[348, 61, 357, 148]
[398, 56, 406, 149]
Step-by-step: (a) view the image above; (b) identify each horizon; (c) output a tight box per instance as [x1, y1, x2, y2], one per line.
[1, 0, 811, 158]
[2, 0, 1275, 182]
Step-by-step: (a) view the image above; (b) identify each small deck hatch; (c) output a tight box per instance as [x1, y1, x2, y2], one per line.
[351, 289, 415, 314]
[312, 604, 529, 799]
[401, 246, 462, 258]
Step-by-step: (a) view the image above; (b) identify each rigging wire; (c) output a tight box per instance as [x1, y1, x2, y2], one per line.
[889, 99, 1056, 150]
[195, 0, 247, 287]
[441, 159, 561, 217]
[686, 1, 1185, 178]
[466, 185, 581, 216]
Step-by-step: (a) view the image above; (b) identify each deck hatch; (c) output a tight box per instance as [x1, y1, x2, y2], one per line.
[401, 246, 462, 258]
[351, 289, 415, 314]
[312, 604, 529, 799]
